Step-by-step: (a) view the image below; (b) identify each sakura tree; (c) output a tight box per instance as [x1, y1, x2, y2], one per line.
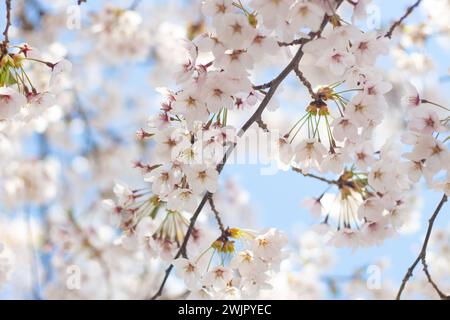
[0, 0, 449, 300]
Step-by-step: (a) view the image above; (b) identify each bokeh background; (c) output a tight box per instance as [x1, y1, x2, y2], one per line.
[0, 0, 449, 299]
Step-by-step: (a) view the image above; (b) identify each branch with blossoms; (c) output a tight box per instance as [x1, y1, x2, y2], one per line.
[148, 0, 345, 299]
[101, 0, 450, 300]
[0, 0, 71, 121]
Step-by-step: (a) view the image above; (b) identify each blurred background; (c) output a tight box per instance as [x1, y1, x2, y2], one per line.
[0, 0, 449, 299]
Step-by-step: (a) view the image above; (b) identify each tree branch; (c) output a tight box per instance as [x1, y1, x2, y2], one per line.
[207, 194, 226, 235]
[421, 255, 449, 299]
[385, 0, 423, 38]
[396, 194, 448, 300]
[255, 118, 269, 132]
[1, 0, 12, 55]
[253, 81, 273, 91]
[150, 0, 344, 300]
[293, 66, 317, 99]
[277, 38, 309, 47]
[292, 167, 339, 185]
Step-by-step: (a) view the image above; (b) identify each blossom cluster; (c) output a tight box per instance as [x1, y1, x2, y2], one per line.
[0, 44, 71, 121]
[90, 6, 152, 64]
[103, 0, 450, 298]
[173, 228, 288, 299]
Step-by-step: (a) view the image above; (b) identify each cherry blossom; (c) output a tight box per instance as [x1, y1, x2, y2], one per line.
[173, 258, 199, 289]
[184, 164, 219, 194]
[293, 138, 327, 173]
[0, 87, 27, 119]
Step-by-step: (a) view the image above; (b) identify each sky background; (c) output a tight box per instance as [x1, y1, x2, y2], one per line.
[1, 0, 449, 299]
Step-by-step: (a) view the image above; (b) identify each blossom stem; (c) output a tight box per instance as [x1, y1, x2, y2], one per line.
[20, 65, 36, 91]
[222, 107, 228, 126]
[333, 100, 344, 117]
[287, 113, 309, 137]
[207, 249, 216, 271]
[334, 88, 362, 95]
[24, 57, 54, 68]
[421, 99, 450, 112]
[313, 114, 322, 140]
[324, 115, 335, 148]
[289, 114, 310, 143]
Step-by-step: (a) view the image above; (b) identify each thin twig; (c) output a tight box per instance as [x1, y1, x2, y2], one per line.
[294, 66, 317, 99]
[150, 0, 344, 300]
[421, 255, 449, 299]
[1, 0, 12, 55]
[385, 0, 423, 38]
[292, 167, 338, 185]
[253, 81, 273, 91]
[277, 38, 309, 47]
[207, 195, 226, 235]
[396, 194, 448, 300]
[150, 194, 209, 299]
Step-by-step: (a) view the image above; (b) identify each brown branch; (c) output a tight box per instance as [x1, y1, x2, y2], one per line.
[255, 118, 269, 132]
[396, 194, 448, 300]
[278, 38, 309, 47]
[421, 255, 449, 299]
[253, 81, 273, 91]
[294, 66, 317, 99]
[149, 194, 209, 300]
[1, 0, 12, 55]
[277, 19, 333, 47]
[385, 0, 423, 38]
[207, 195, 226, 234]
[150, 0, 344, 300]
